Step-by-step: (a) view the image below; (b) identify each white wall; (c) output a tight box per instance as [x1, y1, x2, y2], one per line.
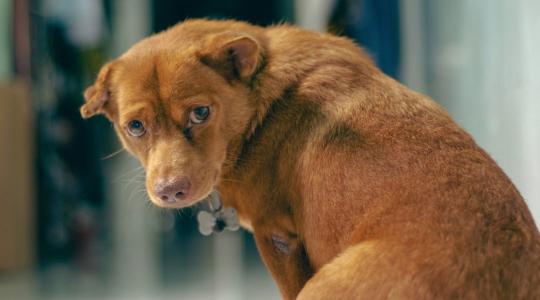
[294, 0, 335, 31]
[400, 0, 540, 223]
[0, 0, 12, 79]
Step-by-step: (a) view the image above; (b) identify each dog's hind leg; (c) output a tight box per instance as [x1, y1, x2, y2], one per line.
[296, 240, 438, 300]
[298, 235, 540, 300]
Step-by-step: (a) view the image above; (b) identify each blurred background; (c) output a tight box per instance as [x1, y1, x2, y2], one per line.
[0, 0, 539, 299]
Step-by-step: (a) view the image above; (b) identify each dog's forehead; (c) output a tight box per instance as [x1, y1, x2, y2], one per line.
[114, 50, 210, 104]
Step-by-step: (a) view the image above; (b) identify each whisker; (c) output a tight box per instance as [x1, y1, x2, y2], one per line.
[120, 171, 146, 190]
[112, 166, 145, 182]
[127, 184, 146, 202]
[176, 207, 189, 218]
[101, 148, 126, 160]
[117, 176, 145, 184]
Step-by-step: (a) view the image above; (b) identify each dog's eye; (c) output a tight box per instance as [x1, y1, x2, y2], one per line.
[190, 106, 210, 124]
[127, 120, 146, 137]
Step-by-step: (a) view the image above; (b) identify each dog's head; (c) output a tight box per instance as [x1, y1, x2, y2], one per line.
[80, 20, 263, 208]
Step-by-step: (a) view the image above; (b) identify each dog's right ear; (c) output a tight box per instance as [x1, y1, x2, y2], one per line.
[198, 33, 262, 82]
[80, 62, 115, 119]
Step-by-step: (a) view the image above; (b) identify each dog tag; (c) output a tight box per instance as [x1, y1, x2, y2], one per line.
[197, 210, 216, 236]
[197, 190, 239, 235]
[217, 207, 240, 232]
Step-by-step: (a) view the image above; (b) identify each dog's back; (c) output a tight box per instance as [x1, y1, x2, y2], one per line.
[294, 73, 540, 299]
[252, 24, 540, 299]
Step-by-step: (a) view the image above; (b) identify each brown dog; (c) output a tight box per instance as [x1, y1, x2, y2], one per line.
[80, 19, 540, 299]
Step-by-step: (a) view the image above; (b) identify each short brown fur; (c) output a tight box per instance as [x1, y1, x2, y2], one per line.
[81, 19, 540, 299]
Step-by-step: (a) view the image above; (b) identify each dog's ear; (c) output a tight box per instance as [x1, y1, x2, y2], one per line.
[80, 62, 115, 119]
[198, 33, 261, 81]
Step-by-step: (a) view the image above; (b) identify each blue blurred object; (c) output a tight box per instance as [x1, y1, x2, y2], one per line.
[330, 0, 401, 78]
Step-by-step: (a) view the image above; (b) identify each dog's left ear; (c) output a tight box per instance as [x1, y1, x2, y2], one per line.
[198, 34, 261, 81]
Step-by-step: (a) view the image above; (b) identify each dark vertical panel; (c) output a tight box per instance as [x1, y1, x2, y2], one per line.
[330, 0, 401, 78]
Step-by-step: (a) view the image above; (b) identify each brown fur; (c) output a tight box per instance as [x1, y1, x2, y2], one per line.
[80, 19, 540, 299]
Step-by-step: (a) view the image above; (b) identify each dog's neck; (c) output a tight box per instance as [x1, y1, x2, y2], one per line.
[245, 28, 328, 138]
[217, 28, 313, 216]
[221, 28, 320, 173]
[217, 27, 378, 221]
[245, 26, 377, 136]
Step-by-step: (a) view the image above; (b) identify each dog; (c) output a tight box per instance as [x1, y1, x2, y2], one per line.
[80, 19, 540, 299]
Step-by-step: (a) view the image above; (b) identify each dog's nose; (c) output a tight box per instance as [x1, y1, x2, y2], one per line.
[154, 177, 191, 203]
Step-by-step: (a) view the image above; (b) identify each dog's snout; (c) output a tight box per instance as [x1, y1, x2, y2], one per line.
[154, 177, 191, 203]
